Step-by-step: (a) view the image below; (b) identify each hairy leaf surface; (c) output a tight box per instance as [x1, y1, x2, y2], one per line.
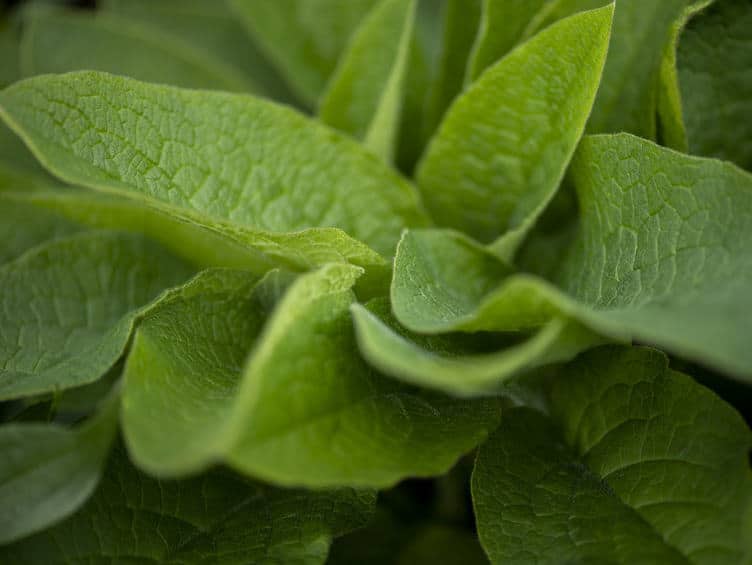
[0, 72, 428, 257]
[473, 347, 752, 565]
[0, 231, 192, 399]
[417, 5, 612, 254]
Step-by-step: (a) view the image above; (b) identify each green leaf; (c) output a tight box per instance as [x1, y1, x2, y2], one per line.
[0, 393, 118, 544]
[123, 263, 500, 486]
[20, 8, 255, 92]
[416, 5, 613, 255]
[352, 298, 602, 396]
[0, 446, 376, 564]
[0, 71, 428, 257]
[319, 0, 417, 162]
[472, 346, 752, 565]
[393, 134, 752, 381]
[0, 231, 193, 400]
[229, 0, 379, 106]
[122, 268, 280, 475]
[100, 0, 295, 102]
[673, 0, 752, 170]
[465, 0, 555, 83]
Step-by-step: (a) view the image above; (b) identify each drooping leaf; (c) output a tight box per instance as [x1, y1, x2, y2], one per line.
[20, 8, 255, 92]
[416, 5, 612, 256]
[100, 0, 295, 102]
[465, 0, 554, 83]
[674, 0, 752, 170]
[352, 298, 602, 396]
[0, 393, 118, 544]
[0, 71, 428, 257]
[472, 347, 752, 565]
[0, 445, 376, 565]
[229, 0, 379, 106]
[392, 134, 752, 381]
[319, 0, 417, 162]
[122, 263, 500, 486]
[0, 231, 193, 400]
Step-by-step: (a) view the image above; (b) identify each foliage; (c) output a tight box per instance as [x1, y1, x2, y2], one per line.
[0, 0, 750, 563]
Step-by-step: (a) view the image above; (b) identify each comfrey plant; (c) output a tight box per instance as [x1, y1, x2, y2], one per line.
[0, 0, 751, 563]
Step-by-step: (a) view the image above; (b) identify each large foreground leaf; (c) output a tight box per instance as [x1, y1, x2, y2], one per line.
[0, 231, 192, 399]
[319, 0, 416, 162]
[122, 265, 501, 487]
[472, 347, 752, 565]
[0, 394, 118, 544]
[392, 134, 752, 381]
[0, 71, 428, 257]
[0, 446, 375, 565]
[229, 0, 378, 106]
[416, 5, 612, 254]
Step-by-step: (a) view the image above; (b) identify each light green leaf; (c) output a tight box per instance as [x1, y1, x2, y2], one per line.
[319, 0, 417, 162]
[0, 231, 193, 400]
[0, 71, 428, 257]
[472, 346, 752, 565]
[0, 393, 118, 544]
[0, 194, 80, 264]
[352, 298, 602, 396]
[0, 446, 376, 564]
[122, 269, 281, 475]
[100, 0, 295, 102]
[422, 0, 481, 139]
[3, 189, 391, 297]
[20, 9, 255, 92]
[122, 264, 500, 487]
[393, 134, 752, 381]
[229, 0, 378, 106]
[465, 0, 555, 83]
[416, 5, 612, 255]
[227, 264, 501, 487]
[674, 0, 752, 170]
